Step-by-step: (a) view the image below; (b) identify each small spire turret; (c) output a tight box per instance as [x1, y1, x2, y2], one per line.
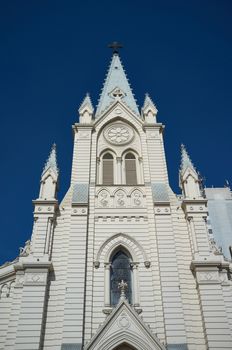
[179, 144, 202, 199]
[142, 93, 158, 122]
[42, 143, 59, 177]
[180, 144, 195, 174]
[78, 93, 94, 123]
[39, 144, 59, 200]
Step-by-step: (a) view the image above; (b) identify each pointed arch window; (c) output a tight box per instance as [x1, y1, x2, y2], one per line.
[125, 153, 137, 185]
[102, 153, 114, 185]
[110, 250, 132, 305]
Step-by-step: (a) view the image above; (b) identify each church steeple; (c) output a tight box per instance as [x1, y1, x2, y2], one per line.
[95, 53, 139, 118]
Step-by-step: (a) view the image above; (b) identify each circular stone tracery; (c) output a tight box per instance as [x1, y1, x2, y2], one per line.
[104, 123, 134, 145]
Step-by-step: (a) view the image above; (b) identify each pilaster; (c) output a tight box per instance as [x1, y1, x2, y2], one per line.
[61, 204, 88, 348]
[31, 200, 58, 258]
[191, 260, 232, 349]
[14, 259, 52, 350]
[182, 199, 210, 257]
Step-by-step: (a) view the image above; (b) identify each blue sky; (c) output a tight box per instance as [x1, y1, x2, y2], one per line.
[0, 0, 231, 264]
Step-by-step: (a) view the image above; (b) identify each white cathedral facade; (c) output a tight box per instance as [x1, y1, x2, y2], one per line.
[1, 52, 232, 350]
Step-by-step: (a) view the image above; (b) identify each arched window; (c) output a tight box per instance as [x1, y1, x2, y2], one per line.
[125, 153, 137, 185]
[110, 250, 132, 305]
[102, 153, 114, 185]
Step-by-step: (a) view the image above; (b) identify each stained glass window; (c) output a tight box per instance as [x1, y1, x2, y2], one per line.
[110, 250, 132, 305]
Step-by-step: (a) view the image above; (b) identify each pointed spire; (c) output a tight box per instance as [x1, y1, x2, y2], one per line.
[78, 93, 94, 114]
[42, 144, 59, 176]
[143, 93, 157, 111]
[142, 93, 158, 121]
[180, 144, 196, 173]
[95, 53, 139, 118]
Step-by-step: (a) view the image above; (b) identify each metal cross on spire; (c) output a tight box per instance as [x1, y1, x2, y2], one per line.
[108, 41, 123, 54]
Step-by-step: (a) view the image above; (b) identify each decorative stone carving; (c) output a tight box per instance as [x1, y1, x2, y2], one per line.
[0, 284, 10, 298]
[118, 312, 131, 329]
[94, 261, 100, 269]
[98, 190, 110, 207]
[118, 280, 128, 301]
[115, 190, 126, 207]
[25, 273, 46, 285]
[198, 271, 219, 283]
[131, 190, 143, 207]
[19, 240, 32, 257]
[144, 261, 151, 268]
[209, 238, 222, 255]
[110, 87, 125, 99]
[104, 123, 134, 145]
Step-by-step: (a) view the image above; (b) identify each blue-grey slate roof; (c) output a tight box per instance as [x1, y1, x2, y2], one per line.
[95, 54, 139, 118]
[72, 183, 89, 204]
[151, 183, 169, 202]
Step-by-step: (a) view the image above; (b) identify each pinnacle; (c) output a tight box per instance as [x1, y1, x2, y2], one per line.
[180, 144, 196, 173]
[143, 93, 157, 111]
[79, 93, 94, 113]
[95, 53, 139, 118]
[42, 143, 59, 176]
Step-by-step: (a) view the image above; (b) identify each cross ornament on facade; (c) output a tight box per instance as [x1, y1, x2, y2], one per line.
[118, 279, 128, 301]
[108, 41, 123, 54]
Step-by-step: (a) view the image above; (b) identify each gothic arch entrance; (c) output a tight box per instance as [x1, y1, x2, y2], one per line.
[113, 344, 136, 350]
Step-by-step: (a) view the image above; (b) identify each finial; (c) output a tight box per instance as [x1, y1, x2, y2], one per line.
[118, 279, 128, 301]
[108, 41, 123, 54]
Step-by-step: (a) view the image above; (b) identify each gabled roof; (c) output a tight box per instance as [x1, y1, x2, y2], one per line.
[85, 299, 165, 350]
[42, 144, 59, 176]
[95, 53, 139, 118]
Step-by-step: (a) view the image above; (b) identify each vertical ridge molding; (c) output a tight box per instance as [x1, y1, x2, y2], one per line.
[191, 260, 232, 349]
[32, 200, 58, 258]
[182, 199, 210, 257]
[13, 261, 52, 350]
[154, 206, 188, 346]
[61, 206, 88, 346]
[71, 125, 93, 185]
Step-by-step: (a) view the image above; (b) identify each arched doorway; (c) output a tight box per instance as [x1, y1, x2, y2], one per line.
[113, 344, 137, 350]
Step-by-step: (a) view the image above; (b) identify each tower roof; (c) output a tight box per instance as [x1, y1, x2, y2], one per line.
[42, 144, 59, 176]
[180, 144, 196, 173]
[95, 53, 139, 118]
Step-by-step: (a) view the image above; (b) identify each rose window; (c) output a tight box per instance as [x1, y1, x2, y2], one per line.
[104, 123, 134, 145]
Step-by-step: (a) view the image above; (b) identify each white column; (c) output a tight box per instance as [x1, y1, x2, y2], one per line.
[97, 157, 102, 185]
[116, 157, 122, 184]
[44, 217, 53, 255]
[104, 263, 111, 306]
[138, 157, 144, 184]
[187, 216, 198, 254]
[131, 263, 139, 306]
